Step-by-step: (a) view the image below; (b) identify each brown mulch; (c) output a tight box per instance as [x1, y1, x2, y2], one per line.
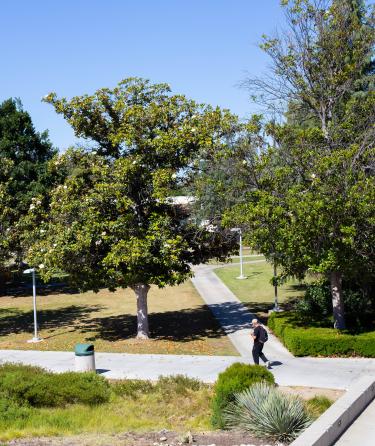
[6, 431, 282, 446]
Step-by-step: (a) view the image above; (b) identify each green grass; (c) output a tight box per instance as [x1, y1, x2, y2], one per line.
[214, 261, 306, 314]
[0, 374, 213, 442]
[306, 396, 333, 419]
[0, 280, 237, 356]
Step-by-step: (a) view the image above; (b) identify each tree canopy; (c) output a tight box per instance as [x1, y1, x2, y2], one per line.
[0, 98, 56, 267]
[28, 78, 238, 338]
[224, 0, 375, 329]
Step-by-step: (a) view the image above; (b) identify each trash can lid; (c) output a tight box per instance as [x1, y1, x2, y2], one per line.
[75, 343, 95, 356]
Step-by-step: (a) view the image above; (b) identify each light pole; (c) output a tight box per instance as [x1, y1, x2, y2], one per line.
[231, 228, 247, 280]
[23, 268, 42, 343]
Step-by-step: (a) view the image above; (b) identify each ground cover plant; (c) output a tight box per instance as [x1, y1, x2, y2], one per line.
[0, 280, 237, 356]
[211, 362, 275, 429]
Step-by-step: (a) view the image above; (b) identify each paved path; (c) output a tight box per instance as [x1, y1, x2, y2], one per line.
[1, 349, 374, 389]
[191, 263, 292, 360]
[1, 262, 375, 390]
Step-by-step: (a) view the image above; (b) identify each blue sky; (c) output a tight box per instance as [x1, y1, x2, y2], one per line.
[0, 1, 285, 150]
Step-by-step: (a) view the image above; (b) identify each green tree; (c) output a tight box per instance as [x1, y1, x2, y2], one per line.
[231, 0, 375, 329]
[0, 98, 56, 266]
[27, 78, 237, 339]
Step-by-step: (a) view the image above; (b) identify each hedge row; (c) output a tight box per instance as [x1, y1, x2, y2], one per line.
[0, 363, 110, 407]
[268, 312, 375, 357]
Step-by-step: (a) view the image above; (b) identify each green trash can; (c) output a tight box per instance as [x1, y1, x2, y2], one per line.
[75, 343, 95, 372]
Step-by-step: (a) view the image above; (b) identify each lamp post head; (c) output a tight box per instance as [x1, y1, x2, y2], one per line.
[230, 227, 241, 233]
[23, 268, 35, 274]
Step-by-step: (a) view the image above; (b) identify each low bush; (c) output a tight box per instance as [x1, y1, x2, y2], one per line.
[224, 383, 312, 442]
[268, 312, 375, 357]
[0, 397, 32, 423]
[155, 375, 203, 395]
[211, 362, 274, 429]
[112, 379, 154, 399]
[306, 396, 333, 418]
[0, 363, 110, 407]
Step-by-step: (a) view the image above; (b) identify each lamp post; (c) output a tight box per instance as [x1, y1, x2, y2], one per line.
[231, 228, 247, 280]
[23, 268, 42, 343]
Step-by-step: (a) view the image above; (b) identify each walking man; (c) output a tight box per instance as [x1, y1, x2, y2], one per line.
[251, 318, 271, 368]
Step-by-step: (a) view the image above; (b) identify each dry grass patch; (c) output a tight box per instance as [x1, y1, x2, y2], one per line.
[0, 280, 237, 356]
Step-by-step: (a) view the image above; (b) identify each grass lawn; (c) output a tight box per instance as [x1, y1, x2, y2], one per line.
[0, 280, 237, 356]
[214, 261, 306, 316]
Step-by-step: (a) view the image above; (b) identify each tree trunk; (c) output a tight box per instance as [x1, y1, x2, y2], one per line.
[132, 283, 151, 339]
[330, 271, 346, 330]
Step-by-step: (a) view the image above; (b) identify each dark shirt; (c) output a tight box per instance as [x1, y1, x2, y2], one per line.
[253, 326, 262, 343]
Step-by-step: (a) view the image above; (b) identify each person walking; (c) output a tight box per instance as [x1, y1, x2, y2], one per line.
[251, 318, 271, 368]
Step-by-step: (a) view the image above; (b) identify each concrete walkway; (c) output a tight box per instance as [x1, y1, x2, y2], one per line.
[191, 263, 293, 360]
[1, 262, 375, 389]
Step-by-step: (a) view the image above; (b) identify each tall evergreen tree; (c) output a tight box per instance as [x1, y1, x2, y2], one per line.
[0, 98, 56, 265]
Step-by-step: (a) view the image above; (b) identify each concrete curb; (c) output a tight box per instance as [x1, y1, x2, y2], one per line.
[291, 376, 375, 446]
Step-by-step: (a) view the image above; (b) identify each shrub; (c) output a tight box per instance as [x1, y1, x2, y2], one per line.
[306, 396, 333, 418]
[268, 312, 375, 357]
[155, 375, 203, 396]
[112, 379, 154, 399]
[224, 383, 312, 442]
[211, 362, 274, 429]
[0, 397, 32, 424]
[0, 364, 110, 407]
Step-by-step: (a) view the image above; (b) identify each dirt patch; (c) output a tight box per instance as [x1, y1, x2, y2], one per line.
[279, 386, 344, 401]
[6, 431, 281, 446]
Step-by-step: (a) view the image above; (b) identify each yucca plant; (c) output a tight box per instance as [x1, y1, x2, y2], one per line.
[223, 383, 312, 442]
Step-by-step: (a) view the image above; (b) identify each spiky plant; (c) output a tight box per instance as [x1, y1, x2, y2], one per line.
[223, 383, 312, 442]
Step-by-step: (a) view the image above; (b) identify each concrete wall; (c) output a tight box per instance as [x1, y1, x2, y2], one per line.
[291, 376, 375, 446]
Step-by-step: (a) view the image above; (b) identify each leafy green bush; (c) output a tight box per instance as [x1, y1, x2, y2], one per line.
[211, 362, 275, 429]
[224, 383, 312, 442]
[0, 364, 110, 407]
[306, 396, 333, 418]
[268, 312, 375, 357]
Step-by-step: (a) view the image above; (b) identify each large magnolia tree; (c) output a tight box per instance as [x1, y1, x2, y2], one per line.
[27, 78, 238, 338]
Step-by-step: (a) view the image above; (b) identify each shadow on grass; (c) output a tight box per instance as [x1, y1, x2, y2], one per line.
[0, 304, 230, 342]
[83, 304, 230, 342]
[0, 305, 103, 336]
[0, 282, 79, 298]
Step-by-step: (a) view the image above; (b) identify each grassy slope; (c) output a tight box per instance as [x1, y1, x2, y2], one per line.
[0, 280, 237, 356]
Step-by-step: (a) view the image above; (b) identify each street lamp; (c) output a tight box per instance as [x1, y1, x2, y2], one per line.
[23, 268, 42, 343]
[231, 228, 247, 280]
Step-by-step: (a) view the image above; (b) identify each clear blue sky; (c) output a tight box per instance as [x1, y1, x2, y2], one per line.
[0, 1, 286, 150]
